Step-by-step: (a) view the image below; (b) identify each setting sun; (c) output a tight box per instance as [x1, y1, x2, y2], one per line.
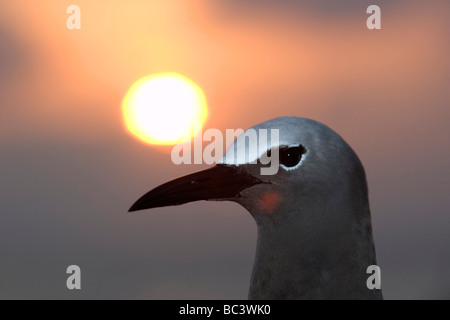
[122, 73, 208, 145]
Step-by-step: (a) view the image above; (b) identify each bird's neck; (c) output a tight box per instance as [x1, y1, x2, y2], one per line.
[248, 204, 382, 300]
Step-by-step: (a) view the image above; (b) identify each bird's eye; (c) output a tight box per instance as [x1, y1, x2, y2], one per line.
[279, 145, 307, 168]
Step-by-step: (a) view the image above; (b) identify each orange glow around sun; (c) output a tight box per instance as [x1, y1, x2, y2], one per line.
[122, 73, 208, 145]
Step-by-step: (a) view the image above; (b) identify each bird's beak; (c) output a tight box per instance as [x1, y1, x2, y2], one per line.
[129, 164, 265, 212]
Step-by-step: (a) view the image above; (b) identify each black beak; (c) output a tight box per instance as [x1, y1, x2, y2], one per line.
[129, 164, 265, 212]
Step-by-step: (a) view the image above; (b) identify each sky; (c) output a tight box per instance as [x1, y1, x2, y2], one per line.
[0, 0, 449, 299]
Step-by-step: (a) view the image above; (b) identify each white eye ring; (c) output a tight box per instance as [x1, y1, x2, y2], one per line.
[280, 151, 307, 171]
[278, 144, 308, 171]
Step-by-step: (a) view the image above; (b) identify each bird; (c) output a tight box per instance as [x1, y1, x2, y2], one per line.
[129, 116, 383, 300]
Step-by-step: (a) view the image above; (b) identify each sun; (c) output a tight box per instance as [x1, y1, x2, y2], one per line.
[122, 73, 208, 145]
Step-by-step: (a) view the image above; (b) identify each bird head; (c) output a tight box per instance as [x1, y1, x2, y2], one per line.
[129, 116, 381, 300]
[129, 117, 368, 233]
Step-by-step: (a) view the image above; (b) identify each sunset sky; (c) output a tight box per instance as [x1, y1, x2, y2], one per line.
[1, 0, 449, 299]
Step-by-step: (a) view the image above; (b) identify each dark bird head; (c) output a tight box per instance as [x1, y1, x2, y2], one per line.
[129, 117, 383, 300]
